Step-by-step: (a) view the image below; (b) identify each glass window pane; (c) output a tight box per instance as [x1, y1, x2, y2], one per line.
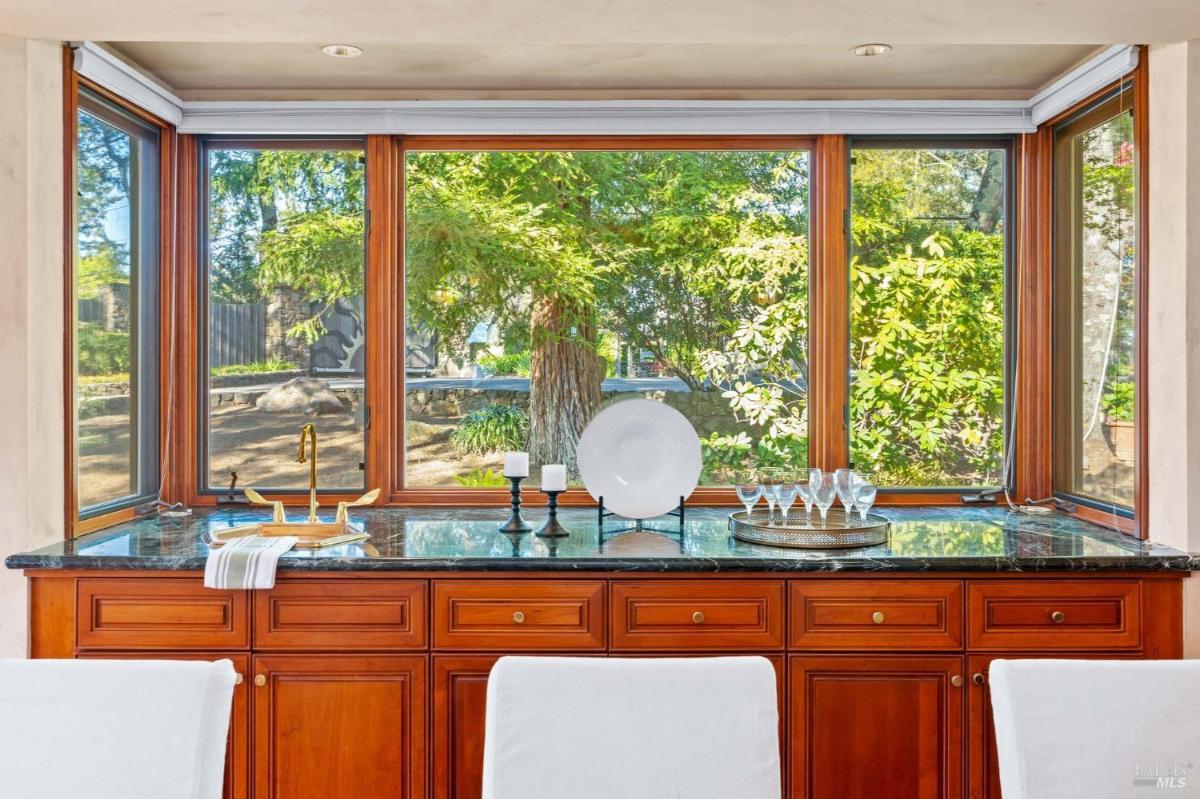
[75, 96, 158, 513]
[205, 146, 366, 491]
[403, 149, 810, 487]
[849, 145, 1008, 487]
[1053, 97, 1137, 507]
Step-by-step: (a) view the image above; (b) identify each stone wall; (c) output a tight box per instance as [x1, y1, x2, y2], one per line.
[96, 282, 129, 332]
[406, 385, 740, 437]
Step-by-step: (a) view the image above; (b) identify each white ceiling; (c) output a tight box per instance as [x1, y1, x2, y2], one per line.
[3, 0, 1193, 98]
[109, 42, 1101, 100]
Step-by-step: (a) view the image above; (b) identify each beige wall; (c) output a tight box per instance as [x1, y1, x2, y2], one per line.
[1147, 41, 1200, 655]
[0, 36, 65, 658]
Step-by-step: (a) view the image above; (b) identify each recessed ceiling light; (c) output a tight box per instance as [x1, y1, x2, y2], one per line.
[322, 44, 364, 58]
[852, 43, 892, 57]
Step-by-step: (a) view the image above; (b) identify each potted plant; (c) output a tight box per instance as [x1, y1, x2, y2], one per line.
[1101, 381, 1136, 464]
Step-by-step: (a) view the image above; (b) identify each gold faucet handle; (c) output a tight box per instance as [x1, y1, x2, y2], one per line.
[335, 488, 382, 525]
[244, 487, 287, 523]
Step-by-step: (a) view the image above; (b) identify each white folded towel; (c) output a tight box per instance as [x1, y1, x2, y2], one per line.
[204, 535, 297, 590]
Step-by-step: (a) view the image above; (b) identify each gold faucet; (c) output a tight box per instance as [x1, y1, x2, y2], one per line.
[296, 423, 319, 523]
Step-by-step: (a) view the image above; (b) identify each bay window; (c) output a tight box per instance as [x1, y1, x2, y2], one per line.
[201, 140, 368, 493]
[72, 88, 161, 518]
[849, 141, 1011, 489]
[1052, 86, 1140, 514]
[401, 142, 811, 488]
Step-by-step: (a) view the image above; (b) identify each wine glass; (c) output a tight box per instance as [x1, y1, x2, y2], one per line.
[811, 472, 837, 525]
[759, 468, 782, 525]
[853, 480, 878, 522]
[834, 468, 858, 515]
[734, 471, 763, 516]
[776, 475, 799, 523]
[797, 468, 820, 518]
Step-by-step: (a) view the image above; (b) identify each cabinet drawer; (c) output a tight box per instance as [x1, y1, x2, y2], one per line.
[967, 580, 1142, 650]
[433, 580, 605, 650]
[77, 578, 250, 651]
[610, 580, 784, 651]
[790, 579, 963, 650]
[255, 580, 427, 650]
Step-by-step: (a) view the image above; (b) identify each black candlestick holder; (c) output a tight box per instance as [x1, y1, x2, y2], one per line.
[498, 476, 532, 533]
[535, 489, 570, 538]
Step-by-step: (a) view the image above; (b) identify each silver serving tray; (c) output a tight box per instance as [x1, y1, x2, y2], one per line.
[729, 508, 890, 549]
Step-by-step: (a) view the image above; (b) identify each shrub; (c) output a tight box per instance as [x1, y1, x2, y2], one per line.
[210, 359, 299, 377]
[1102, 381, 1135, 422]
[453, 468, 508, 487]
[77, 324, 131, 377]
[450, 404, 529, 456]
[476, 351, 531, 377]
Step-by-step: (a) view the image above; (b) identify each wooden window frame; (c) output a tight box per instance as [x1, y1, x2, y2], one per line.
[844, 136, 1018, 498]
[64, 49, 176, 536]
[189, 136, 371, 503]
[389, 135, 818, 506]
[1041, 58, 1149, 538]
[66, 80, 1145, 527]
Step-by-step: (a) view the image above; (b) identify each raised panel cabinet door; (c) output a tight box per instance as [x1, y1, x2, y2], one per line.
[252, 655, 427, 799]
[432, 655, 499, 799]
[965, 652, 1139, 799]
[79, 651, 250, 799]
[790, 655, 965, 799]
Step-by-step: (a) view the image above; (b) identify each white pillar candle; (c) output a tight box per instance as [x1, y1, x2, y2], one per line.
[503, 452, 529, 478]
[541, 464, 567, 492]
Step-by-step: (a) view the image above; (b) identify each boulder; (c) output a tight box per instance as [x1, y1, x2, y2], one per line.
[255, 376, 346, 415]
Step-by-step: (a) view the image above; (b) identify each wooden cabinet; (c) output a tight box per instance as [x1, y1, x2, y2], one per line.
[433, 580, 605, 650]
[790, 580, 963, 650]
[432, 655, 498, 799]
[790, 655, 965, 799]
[967, 579, 1141, 651]
[251, 654, 427, 799]
[611, 579, 785, 650]
[25, 571, 1186, 799]
[77, 577, 249, 651]
[255, 579, 427, 651]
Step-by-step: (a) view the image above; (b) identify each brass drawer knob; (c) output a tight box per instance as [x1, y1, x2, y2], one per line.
[254, 674, 267, 688]
[512, 611, 526, 624]
[235, 673, 244, 686]
[692, 611, 705, 624]
[951, 675, 964, 688]
[871, 611, 885, 625]
[1050, 610, 1066, 624]
[972, 673, 986, 686]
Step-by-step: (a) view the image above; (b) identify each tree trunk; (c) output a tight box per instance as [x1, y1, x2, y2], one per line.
[527, 291, 603, 478]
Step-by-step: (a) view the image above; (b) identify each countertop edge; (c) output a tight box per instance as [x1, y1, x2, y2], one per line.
[8, 554, 1200, 573]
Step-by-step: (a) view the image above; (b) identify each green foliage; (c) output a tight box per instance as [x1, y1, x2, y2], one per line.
[849, 148, 1007, 487]
[453, 468, 509, 488]
[450, 404, 530, 456]
[1102, 381, 1135, 422]
[701, 431, 808, 481]
[476, 351, 531, 377]
[77, 324, 130, 377]
[210, 359, 299, 377]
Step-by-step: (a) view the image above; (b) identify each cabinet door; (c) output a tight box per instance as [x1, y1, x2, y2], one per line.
[80, 651, 250, 799]
[790, 655, 964, 799]
[966, 653, 1137, 799]
[432, 655, 498, 799]
[252, 655, 427, 799]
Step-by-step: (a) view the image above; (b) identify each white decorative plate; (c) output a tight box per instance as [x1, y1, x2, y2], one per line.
[577, 399, 702, 519]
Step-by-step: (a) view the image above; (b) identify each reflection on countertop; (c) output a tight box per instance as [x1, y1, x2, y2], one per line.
[6, 506, 1198, 573]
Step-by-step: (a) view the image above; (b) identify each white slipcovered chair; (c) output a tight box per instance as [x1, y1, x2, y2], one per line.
[482, 655, 781, 799]
[990, 659, 1200, 799]
[0, 658, 237, 799]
